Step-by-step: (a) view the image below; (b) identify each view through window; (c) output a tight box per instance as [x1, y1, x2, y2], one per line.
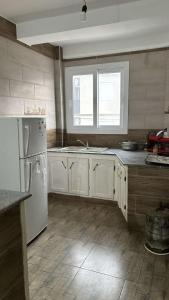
[65, 62, 129, 134]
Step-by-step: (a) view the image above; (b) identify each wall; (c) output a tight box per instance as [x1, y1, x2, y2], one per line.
[0, 35, 56, 147]
[128, 166, 169, 231]
[62, 49, 169, 147]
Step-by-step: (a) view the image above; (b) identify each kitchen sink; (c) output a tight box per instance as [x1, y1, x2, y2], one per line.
[59, 146, 85, 152]
[59, 146, 108, 153]
[81, 147, 107, 153]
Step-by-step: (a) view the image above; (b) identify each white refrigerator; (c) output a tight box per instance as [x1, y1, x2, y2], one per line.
[0, 117, 48, 243]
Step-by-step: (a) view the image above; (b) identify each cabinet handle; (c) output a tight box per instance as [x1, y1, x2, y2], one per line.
[93, 163, 99, 171]
[62, 161, 66, 169]
[69, 162, 74, 170]
[124, 205, 126, 210]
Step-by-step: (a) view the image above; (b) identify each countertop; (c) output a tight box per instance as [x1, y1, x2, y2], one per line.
[104, 149, 148, 166]
[0, 190, 31, 214]
[48, 147, 169, 168]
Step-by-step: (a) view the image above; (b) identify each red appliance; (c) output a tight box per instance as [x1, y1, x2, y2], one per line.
[147, 131, 169, 156]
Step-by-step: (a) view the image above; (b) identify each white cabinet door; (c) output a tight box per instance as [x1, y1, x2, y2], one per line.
[120, 166, 128, 221]
[114, 161, 121, 206]
[48, 156, 68, 193]
[68, 158, 89, 196]
[90, 159, 115, 200]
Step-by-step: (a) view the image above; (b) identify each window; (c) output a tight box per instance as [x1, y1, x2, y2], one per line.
[65, 62, 129, 134]
[73, 74, 93, 126]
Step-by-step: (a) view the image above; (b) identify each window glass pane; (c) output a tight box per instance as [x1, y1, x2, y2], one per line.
[73, 74, 93, 126]
[98, 72, 121, 126]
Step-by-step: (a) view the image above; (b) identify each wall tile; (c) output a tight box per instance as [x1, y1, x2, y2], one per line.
[44, 72, 55, 87]
[0, 36, 8, 56]
[10, 80, 34, 99]
[0, 36, 56, 146]
[0, 79, 10, 96]
[22, 66, 44, 85]
[35, 84, 55, 100]
[144, 98, 164, 115]
[147, 51, 168, 68]
[0, 97, 24, 115]
[0, 58, 22, 80]
[129, 84, 147, 101]
[130, 68, 166, 86]
[128, 114, 145, 129]
[64, 49, 168, 131]
[7, 40, 54, 72]
[144, 114, 164, 129]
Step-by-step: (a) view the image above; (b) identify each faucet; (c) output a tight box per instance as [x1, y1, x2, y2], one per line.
[76, 139, 89, 148]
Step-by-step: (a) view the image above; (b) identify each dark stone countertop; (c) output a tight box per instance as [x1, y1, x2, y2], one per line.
[0, 190, 31, 214]
[104, 149, 148, 166]
[48, 147, 169, 168]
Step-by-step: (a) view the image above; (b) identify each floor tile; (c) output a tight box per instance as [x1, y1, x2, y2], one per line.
[28, 196, 169, 300]
[67, 268, 124, 300]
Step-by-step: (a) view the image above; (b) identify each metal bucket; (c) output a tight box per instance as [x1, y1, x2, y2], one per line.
[145, 206, 169, 255]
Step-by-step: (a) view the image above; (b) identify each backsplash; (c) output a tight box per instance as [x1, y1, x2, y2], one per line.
[55, 129, 151, 148]
[0, 35, 56, 147]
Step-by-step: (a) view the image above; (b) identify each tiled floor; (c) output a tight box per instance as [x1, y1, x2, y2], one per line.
[28, 196, 169, 300]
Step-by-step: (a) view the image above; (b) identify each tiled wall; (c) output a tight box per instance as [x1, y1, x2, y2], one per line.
[0, 35, 56, 147]
[64, 49, 169, 131]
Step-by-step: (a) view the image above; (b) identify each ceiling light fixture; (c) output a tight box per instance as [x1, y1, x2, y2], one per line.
[81, 0, 87, 22]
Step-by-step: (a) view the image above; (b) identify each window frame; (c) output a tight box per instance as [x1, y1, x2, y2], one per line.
[65, 61, 129, 134]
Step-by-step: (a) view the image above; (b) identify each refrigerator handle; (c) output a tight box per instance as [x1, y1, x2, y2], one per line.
[24, 125, 30, 157]
[26, 162, 32, 192]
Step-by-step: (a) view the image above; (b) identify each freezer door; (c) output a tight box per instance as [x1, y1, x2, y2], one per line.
[24, 153, 48, 243]
[19, 118, 47, 158]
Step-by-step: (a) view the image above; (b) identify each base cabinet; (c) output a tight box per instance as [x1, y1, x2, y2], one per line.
[114, 159, 128, 221]
[48, 156, 68, 193]
[90, 159, 115, 200]
[48, 152, 128, 221]
[68, 158, 89, 196]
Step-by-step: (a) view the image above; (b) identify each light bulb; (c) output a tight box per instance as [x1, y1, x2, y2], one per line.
[81, 11, 87, 21]
[81, 1, 87, 22]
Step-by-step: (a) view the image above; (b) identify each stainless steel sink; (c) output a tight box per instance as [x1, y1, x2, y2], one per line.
[59, 146, 85, 152]
[81, 147, 107, 153]
[59, 146, 107, 153]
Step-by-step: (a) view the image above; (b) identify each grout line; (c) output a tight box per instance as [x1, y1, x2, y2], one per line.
[79, 266, 125, 281]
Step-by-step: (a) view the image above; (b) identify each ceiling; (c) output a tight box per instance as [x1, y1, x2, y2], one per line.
[0, 0, 138, 22]
[1, 0, 169, 59]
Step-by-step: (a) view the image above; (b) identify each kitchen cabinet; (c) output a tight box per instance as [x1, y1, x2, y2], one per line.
[114, 160, 121, 206]
[114, 158, 128, 221]
[48, 156, 68, 193]
[68, 157, 89, 196]
[47, 152, 128, 221]
[90, 158, 115, 200]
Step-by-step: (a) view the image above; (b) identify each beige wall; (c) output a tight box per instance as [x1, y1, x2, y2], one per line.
[0, 35, 56, 131]
[64, 49, 169, 131]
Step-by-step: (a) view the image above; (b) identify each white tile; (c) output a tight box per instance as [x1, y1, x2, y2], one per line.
[7, 39, 54, 72]
[10, 80, 34, 98]
[0, 97, 24, 115]
[35, 84, 55, 100]
[22, 66, 44, 85]
[0, 36, 8, 56]
[0, 78, 10, 96]
[0, 57, 22, 80]
[44, 72, 55, 88]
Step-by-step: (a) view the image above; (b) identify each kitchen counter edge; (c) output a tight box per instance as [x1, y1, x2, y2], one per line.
[0, 190, 31, 215]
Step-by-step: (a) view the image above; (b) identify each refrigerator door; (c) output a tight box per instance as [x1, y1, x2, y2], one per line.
[19, 118, 47, 158]
[23, 153, 48, 243]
